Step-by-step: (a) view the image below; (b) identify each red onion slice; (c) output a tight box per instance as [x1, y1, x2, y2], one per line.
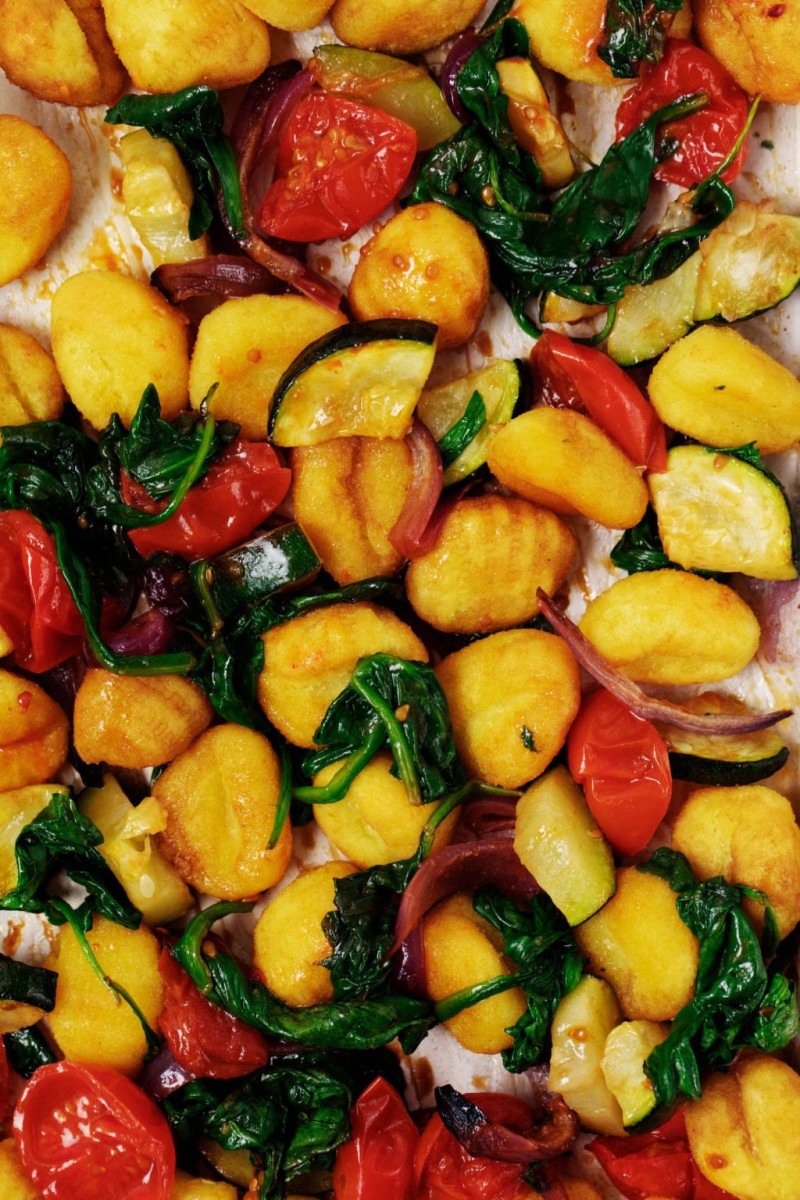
[153, 255, 278, 302]
[103, 608, 176, 658]
[389, 420, 444, 559]
[390, 838, 539, 956]
[391, 924, 428, 998]
[455, 796, 518, 841]
[440, 32, 483, 121]
[436, 1084, 580, 1163]
[140, 1045, 194, 1100]
[537, 589, 792, 735]
[258, 69, 314, 157]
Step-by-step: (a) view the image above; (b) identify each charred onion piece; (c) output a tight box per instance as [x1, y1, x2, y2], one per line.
[153, 255, 278, 302]
[388, 419, 445, 559]
[435, 1084, 579, 1162]
[537, 589, 792, 735]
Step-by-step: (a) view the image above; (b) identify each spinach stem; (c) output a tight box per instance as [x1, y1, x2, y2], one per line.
[352, 673, 422, 804]
[292, 724, 385, 805]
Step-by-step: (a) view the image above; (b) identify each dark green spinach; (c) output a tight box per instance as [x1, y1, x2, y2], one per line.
[598, 1, 683, 78]
[0, 952, 57, 1012]
[4, 1026, 57, 1078]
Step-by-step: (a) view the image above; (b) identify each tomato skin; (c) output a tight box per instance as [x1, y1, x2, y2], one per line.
[0, 511, 85, 673]
[13, 1061, 176, 1200]
[333, 1077, 419, 1200]
[615, 40, 749, 187]
[258, 93, 417, 243]
[121, 439, 290, 562]
[531, 332, 667, 472]
[414, 1093, 536, 1200]
[590, 1110, 735, 1200]
[158, 947, 271, 1079]
[567, 688, 672, 857]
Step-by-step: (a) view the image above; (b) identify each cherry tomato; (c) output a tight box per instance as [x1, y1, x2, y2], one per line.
[121, 439, 290, 562]
[567, 688, 672, 857]
[158, 947, 271, 1079]
[590, 1110, 735, 1200]
[258, 92, 417, 243]
[13, 1061, 176, 1200]
[333, 1076, 419, 1200]
[415, 1093, 537, 1200]
[0, 511, 85, 673]
[615, 40, 749, 187]
[0, 1037, 8, 1120]
[531, 331, 667, 472]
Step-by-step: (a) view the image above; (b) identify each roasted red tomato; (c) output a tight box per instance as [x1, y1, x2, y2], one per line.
[258, 92, 417, 243]
[333, 1076, 419, 1200]
[615, 40, 749, 187]
[158, 947, 271, 1079]
[0, 510, 84, 673]
[13, 1061, 176, 1200]
[121, 439, 290, 562]
[415, 1093, 539, 1200]
[567, 688, 672, 857]
[531, 331, 667, 472]
[590, 1110, 735, 1200]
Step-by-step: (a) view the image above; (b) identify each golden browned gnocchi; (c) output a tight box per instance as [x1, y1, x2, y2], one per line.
[189, 295, 347, 440]
[0, 115, 71, 288]
[695, 0, 800, 103]
[0, 324, 65, 426]
[257, 601, 428, 748]
[291, 437, 411, 584]
[405, 495, 577, 634]
[252, 861, 357, 1007]
[99, 0, 271, 92]
[240, 0, 333, 30]
[51, 271, 190, 430]
[579, 570, 761, 685]
[0, 1137, 39, 1200]
[312, 752, 457, 867]
[330, 0, 486, 55]
[509, 0, 616, 85]
[422, 892, 527, 1054]
[672, 784, 800, 940]
[685, 1053, 800, 1200]
[73, 669, 213, 769]
[44, 914, 164, 1076]
[576, 867, 700, 1022]
[171, 1172, 238, 1200]
[436, 629, 581, 788]
[487, 408, 649, 530]
[0, 670, 69, 792]
[0, 784, 68, 895]
[348, 204, 489, 351]
[153, 724, 293, 899]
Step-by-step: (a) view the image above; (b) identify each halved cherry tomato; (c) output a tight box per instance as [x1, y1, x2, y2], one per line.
[333, 1076, 419, 1200]
[0, 511, 85, 673]
[615, 40, 749, 188]
[567, 688, 672, 857]
[531, 331, 667, 472]
[258, 92, 417, 243]
[414, 1093, 537, 1200]
[158, 947, 271, 1080]
[590, 1109, 735, 1200]
[120, 439, 290, 562]
[13, 1060, 176, 1200]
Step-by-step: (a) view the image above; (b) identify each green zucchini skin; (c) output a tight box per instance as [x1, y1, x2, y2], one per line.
[668, 746, 790, 786]
[197, 523, 321, 621]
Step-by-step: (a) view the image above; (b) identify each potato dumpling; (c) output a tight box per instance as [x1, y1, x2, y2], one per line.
[331, 0, 485, 54]
[695, 0, 800, 102]
[252, 861, 357, 1008]
[405, 496, 577, 634]
[0, 0, 124, 107]
[73, 669, 213, 769]
[172, 1171, 237, 1200]
[189, 295, 346, 440]
[647, 326, 800, 454]
[673, 784, 800, 941]
[291, 436, 411, 584]
[100, 0, 270, 91]
[422, 892, 527, 1054]
[0, 1137, 39, 1200]
[436, 629, 581, 788]
[313, 752, 457, 868]
[487, 409, 648, 530]
[45, 914, 164, 1076]
[510, 0, 615, 85]
[0, 325, 65, 426]
[258, 601, 427, 748]
[348, 204, 489, 351]
[154, 724, 293, 899]
[0, 670, 69, 792]
[0, 116, 71, 288]
[686, 1053, 800, 1200]
[579, 571, 760, 685]
[0, 784, 68, 895]
[51, 271, 189, 430]
[239, 0, 333, 29]
[576, 867, 699, 1021]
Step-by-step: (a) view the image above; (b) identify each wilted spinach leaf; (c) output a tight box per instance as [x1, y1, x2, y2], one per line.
[598, 0, 683, 78]
[4, 1026, 57, 1078]
[0, 953, 57, 1012]
[437, 391, 488, 468]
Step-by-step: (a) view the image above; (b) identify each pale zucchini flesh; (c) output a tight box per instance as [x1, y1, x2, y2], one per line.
[601, 1019, 668, 1127]
[549, 975, 625, 1136]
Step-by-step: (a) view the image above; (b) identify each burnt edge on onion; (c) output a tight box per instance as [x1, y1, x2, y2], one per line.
[435, 1083, 579, 1162]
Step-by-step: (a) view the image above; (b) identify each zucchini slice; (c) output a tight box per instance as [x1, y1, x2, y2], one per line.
[269, 319, 438, 446]
[608, 202, 800, 365]
[416, 359, 524, 485]
[601, 1020, 668, 1128]
[656, 693, 790, 785]
[648, 445, 798, 581]
[193, 523, 321, 623]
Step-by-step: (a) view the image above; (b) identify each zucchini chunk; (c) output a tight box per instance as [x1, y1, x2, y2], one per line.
[601, 1020, 668, 1128]
[194, 524, 321, 623]
[416, 359, 524, 485]
[656, 693, 790, 786]
[649, 445, 798, 581]
[269, 318, 437, 445]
